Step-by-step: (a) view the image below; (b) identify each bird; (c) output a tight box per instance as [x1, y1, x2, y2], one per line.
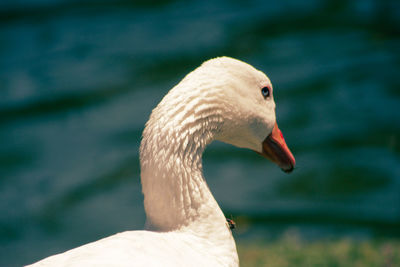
[27, 57, 295, 267]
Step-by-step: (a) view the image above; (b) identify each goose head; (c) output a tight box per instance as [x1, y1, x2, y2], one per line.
[199, 57, 295, 172]
[140, 57, 295, 231]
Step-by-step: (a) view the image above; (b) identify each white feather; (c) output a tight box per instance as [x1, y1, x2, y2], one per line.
[27, 57, 277, 267]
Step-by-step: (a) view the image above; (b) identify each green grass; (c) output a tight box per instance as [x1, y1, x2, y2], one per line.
[237, 236, 400, 267]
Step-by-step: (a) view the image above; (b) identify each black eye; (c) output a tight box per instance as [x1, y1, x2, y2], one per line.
[261, 86, 270, 98]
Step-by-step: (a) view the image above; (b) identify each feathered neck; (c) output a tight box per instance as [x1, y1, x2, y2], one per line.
[139, 73, 229, 233]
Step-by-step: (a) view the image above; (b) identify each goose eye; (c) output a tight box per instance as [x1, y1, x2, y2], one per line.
[261, 86, 270, 98]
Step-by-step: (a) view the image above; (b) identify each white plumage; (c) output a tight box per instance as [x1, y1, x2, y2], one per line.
[28, 57, 295, 267]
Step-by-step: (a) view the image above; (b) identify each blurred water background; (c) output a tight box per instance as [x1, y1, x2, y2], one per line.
[0, 0, 399, 266]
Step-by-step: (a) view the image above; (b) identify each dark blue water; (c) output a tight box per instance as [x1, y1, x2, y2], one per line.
[1, 0, 399, 266]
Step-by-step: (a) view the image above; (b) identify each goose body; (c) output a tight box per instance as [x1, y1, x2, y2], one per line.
[28, 57, 295, 267]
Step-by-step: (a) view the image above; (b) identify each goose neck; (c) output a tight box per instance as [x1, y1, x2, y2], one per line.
[140, 102, 225, 231]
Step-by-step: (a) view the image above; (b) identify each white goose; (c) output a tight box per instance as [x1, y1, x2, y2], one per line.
[28, 57, 295, 267]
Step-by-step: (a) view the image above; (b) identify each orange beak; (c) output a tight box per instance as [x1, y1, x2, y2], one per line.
[259, 123, 295, 173]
